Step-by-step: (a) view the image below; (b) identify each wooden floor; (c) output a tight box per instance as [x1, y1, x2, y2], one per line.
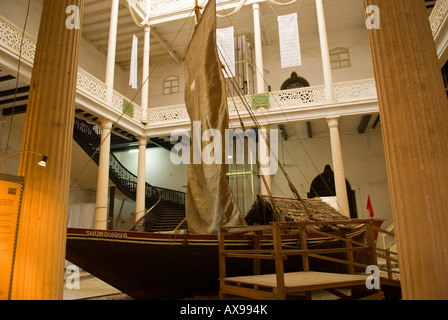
[224, 271, 368, 291]
[221, 271, 383, 300]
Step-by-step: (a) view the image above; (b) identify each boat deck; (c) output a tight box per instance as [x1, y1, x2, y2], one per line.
[220, 271, 382, 300]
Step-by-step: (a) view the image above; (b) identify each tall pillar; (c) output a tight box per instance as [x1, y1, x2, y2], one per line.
[315, 0, 336, 102]
[141, 26, 150, 124]
[252, 3, 265, 94]
[105, 0, 119, 102]
[11, 0, 84, 300]
[135, 136, 148, 222]
[94, 118, 113, 230]
[364, 0, 448, 299]
[259, 126, 271, 195]
[327, 117, 350, 217]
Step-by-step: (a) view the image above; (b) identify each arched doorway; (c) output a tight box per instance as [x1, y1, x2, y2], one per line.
[281, 72, 310, 90]
[307, 165, 358, 218]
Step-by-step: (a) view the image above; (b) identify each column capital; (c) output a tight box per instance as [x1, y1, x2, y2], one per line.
[99, 118, 114, 130]
[137, 136, 149, 146]
[252, 2, 260, 10]
[326, 117, 340, 128]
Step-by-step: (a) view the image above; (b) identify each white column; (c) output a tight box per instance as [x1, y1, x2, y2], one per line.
[105, 0, 120, 103]
[259, 126, 271, 195]
[141, 26, 150, 124]
[135, 136, 148, 222]
[94, 118, 113, 229]
[315, 0, 336, 103]
[327, 117, 350, 217]
[253, 3, 269, 195]
[252, 3, 265, 94]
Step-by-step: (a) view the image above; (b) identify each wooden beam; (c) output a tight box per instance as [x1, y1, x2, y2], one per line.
[358, 115, 372, 134]
[150, 26, 181, 64]
[0, 75, 15, 82]
[0, 95, 28, 105]
[306, 121, 312, 138]
[0, 86, 30, 98]
[278, 124, 287, 140]
[372, 115, 380, 129]
[2, 104, 27, 116]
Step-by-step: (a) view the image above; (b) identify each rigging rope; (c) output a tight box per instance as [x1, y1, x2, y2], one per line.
[2, 0, 32, 173]
[215, 0, 344, 214]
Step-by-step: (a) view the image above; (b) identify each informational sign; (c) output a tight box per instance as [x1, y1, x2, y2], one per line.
[0, 174, 24, 300]
[278, 13, 302, 68]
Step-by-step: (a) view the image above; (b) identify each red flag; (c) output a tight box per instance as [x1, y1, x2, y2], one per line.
[367, 195, 374, 218]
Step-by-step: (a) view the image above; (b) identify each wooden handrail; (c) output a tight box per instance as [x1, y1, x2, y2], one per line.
[127, 187, 162, 231]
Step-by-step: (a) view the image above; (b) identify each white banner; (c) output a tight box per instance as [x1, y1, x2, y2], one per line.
[278, 13, 302, 68]
[217, 27, 235, 78]
[129, 34, 138, 89]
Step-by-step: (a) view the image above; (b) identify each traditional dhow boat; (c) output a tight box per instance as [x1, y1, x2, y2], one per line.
[66, 0, 384, 300]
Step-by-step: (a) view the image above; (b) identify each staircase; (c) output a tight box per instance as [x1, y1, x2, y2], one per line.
[149, 202, 186, 232]
[73, 117, 186, 232]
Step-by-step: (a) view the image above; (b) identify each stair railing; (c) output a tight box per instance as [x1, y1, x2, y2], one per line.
[73, 117, 185, 232]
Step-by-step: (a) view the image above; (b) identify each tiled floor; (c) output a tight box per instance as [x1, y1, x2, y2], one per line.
[63, 270, 124, 300]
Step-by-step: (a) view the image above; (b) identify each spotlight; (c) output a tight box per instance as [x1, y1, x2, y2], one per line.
[38, 155, 48, 167]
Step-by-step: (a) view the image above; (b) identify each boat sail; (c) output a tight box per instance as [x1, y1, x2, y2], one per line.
[183, 0, 246, 234]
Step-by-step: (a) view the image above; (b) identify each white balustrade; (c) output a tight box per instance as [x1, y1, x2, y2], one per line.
[430, 0, 448, 36]
[0, 16, 144, 125]
[0, 14, 377, 132]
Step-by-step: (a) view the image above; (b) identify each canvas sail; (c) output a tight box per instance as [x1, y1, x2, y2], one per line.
[184, 0, 246, 234]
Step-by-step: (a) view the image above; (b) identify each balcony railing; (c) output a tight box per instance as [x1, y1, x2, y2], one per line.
[430, 0, 448, 36]
[147, 79, 377, 126]
[0, 14, 377, 135]
[0, 15, 144, 125]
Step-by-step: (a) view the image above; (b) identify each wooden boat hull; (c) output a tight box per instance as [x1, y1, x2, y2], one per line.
[66, 223, 378, 300]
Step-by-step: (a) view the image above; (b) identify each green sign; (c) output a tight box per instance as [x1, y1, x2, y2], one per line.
[252, 93, 270, 109]
[122, 99, 134, 118]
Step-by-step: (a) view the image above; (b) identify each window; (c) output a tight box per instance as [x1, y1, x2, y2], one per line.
[164, 76, 179, 95]
[330, 47, 351, 69]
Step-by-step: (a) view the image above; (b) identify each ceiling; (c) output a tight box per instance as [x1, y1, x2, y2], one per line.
[80, 0, 436, 70]
[80, 0, 372, 70]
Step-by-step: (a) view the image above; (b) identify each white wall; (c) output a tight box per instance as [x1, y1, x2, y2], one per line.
[114, 147, 188, 193]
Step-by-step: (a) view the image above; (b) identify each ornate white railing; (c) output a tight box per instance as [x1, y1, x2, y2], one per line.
[430, 0, 448, 36]
[0, 15, 144, 125]
[0, 16, 36, 63]
[1, 14, 377, 132]
[148, 79, 377, 126]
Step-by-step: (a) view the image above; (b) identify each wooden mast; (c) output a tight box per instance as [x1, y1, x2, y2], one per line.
[194, 0, 202, 23]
